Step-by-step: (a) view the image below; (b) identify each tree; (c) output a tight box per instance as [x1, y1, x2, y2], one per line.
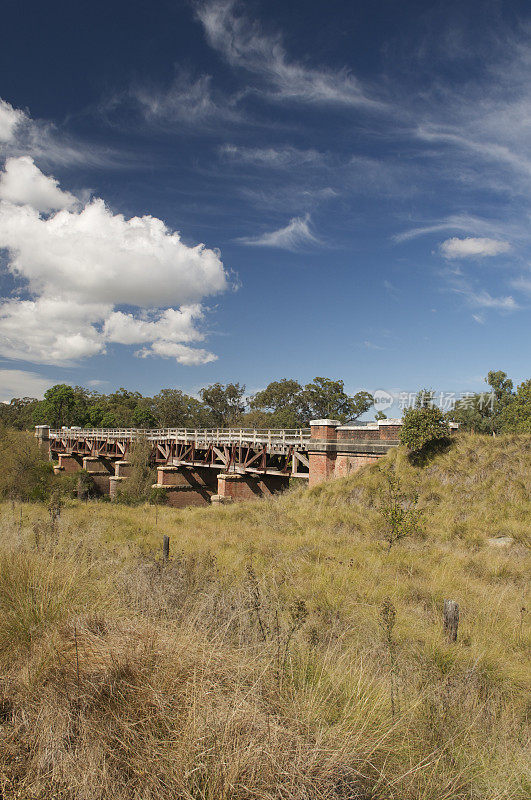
[41, 384, 76, 428]
[400, 389, 450, 456]
[302, 377, 373, 423]
[0, 397, 41, 430]
[153, 389, 215, 428]
[449, 370, 514, 434]
[249, 379, 308, 427]
[199, 383, 246, 427]
[132, 398, 157, 428]
[498, 379, 531, 433]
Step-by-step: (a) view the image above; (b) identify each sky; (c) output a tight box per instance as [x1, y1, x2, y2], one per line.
[0, 0, 530, 412]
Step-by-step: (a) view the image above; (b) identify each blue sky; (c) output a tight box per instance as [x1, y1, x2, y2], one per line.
[0, 0, 529, 410]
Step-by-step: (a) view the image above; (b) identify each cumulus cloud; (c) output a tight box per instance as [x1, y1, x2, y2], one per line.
[0, 196, 228, 307]
[440, 237, 511, 259]
[0, 160, 228, 365]
[0, 368, 57, 402]
[0, 297, 108, 363]
[196, 1, 380, 108]
[0, 156, 78, 212]
[236, 214, 319, 250]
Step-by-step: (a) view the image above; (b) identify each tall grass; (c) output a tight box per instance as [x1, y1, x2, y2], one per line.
[0, 434, 529, 799]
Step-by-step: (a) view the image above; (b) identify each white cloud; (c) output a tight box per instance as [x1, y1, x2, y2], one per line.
[457, 289, 518, 311]
[0, 368, 56, 402]
[0, 297, 108, 363]
[219, 144, 324, 168]
[236, 214, 319, 250]
[0, 99, 26, 144]
[130, 71, 242, 126]
[393, 214, 510, 243]
[440, 237, 511, 259]
[0, 156, 78, 212]
[139, 340, 217, 365]
[510, 275, 531, 295]
[0, 160, 229, 366]
[197, 1, 381, 108]
[1, 96, 116, 168]
[0, 194, 228, 307]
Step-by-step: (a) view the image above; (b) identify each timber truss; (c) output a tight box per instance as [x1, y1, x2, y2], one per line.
[49, 428, 311, 479]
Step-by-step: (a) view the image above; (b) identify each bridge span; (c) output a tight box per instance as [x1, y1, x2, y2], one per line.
[35, 419, 403, 506]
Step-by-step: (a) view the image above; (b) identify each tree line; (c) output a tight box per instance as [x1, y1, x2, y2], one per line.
[0, 377, 374, 430]
[0, 369, 529, 433]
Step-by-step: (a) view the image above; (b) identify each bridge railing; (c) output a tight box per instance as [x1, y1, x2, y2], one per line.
[49, 427, 311, 447]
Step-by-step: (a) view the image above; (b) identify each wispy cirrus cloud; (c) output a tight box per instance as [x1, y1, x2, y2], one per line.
[119, 70, 245, 128]
[462, 290, 518, 310]
[1, 97, 116, 168]
[394, 214, 512, 243]
[219, 143, 324, 168]
[196, 0, 383, 109]
[236, 213, 320, 250]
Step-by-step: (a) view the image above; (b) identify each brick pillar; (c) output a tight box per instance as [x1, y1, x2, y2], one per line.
[114, 460, 132, 477]
[109, 476, 126, 500]
[35, 425, 51, 460]
[215, 472, 261, 502]
[58, 454, 82, 473]
[308, 419, 340, 487]
[82, 457, 112, 496]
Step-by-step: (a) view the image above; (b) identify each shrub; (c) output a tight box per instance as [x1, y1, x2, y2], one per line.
[0, 427, 54, 502]
[400, 392, 450, 459]
[117, 438, 158, 505]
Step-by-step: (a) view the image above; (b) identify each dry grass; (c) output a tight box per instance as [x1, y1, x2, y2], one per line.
[0, 434, 529, 799]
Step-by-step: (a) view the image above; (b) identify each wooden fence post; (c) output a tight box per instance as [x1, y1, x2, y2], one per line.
[163, 535, 170, 563]
[443, 599, 459, 642]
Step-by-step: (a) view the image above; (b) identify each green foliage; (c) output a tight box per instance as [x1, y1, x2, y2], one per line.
[302, 377, 373, 422]
[0, 397, 42, 430]
[41, 384, 76, 428]
[377, 466, 423, 550]
[0, 427, 54, 501]
[153, 388, 215, 428]
[116, 439, 157, 505]
[250, 379, 308, 427]
[401, 391, 450, 457]
[449, 370, 518, 434]
[199, 382, 246, 427]
[498, 379, 531, 433]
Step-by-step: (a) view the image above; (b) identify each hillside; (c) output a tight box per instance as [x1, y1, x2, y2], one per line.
[0, 434, 529, 799]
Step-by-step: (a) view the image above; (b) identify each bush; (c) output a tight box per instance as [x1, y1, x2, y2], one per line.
[400, 403, 450, 459]
[116, 438, 158, 505]
[0, 427, 54, 502]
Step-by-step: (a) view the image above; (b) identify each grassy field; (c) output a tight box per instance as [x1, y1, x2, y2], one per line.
[0, 433, 529, 799]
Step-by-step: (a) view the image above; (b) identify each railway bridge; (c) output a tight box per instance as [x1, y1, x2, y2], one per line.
[35, 418, 403, 506]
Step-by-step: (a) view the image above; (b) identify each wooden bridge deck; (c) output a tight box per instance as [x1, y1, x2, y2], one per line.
[48, 427, 311, 478]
